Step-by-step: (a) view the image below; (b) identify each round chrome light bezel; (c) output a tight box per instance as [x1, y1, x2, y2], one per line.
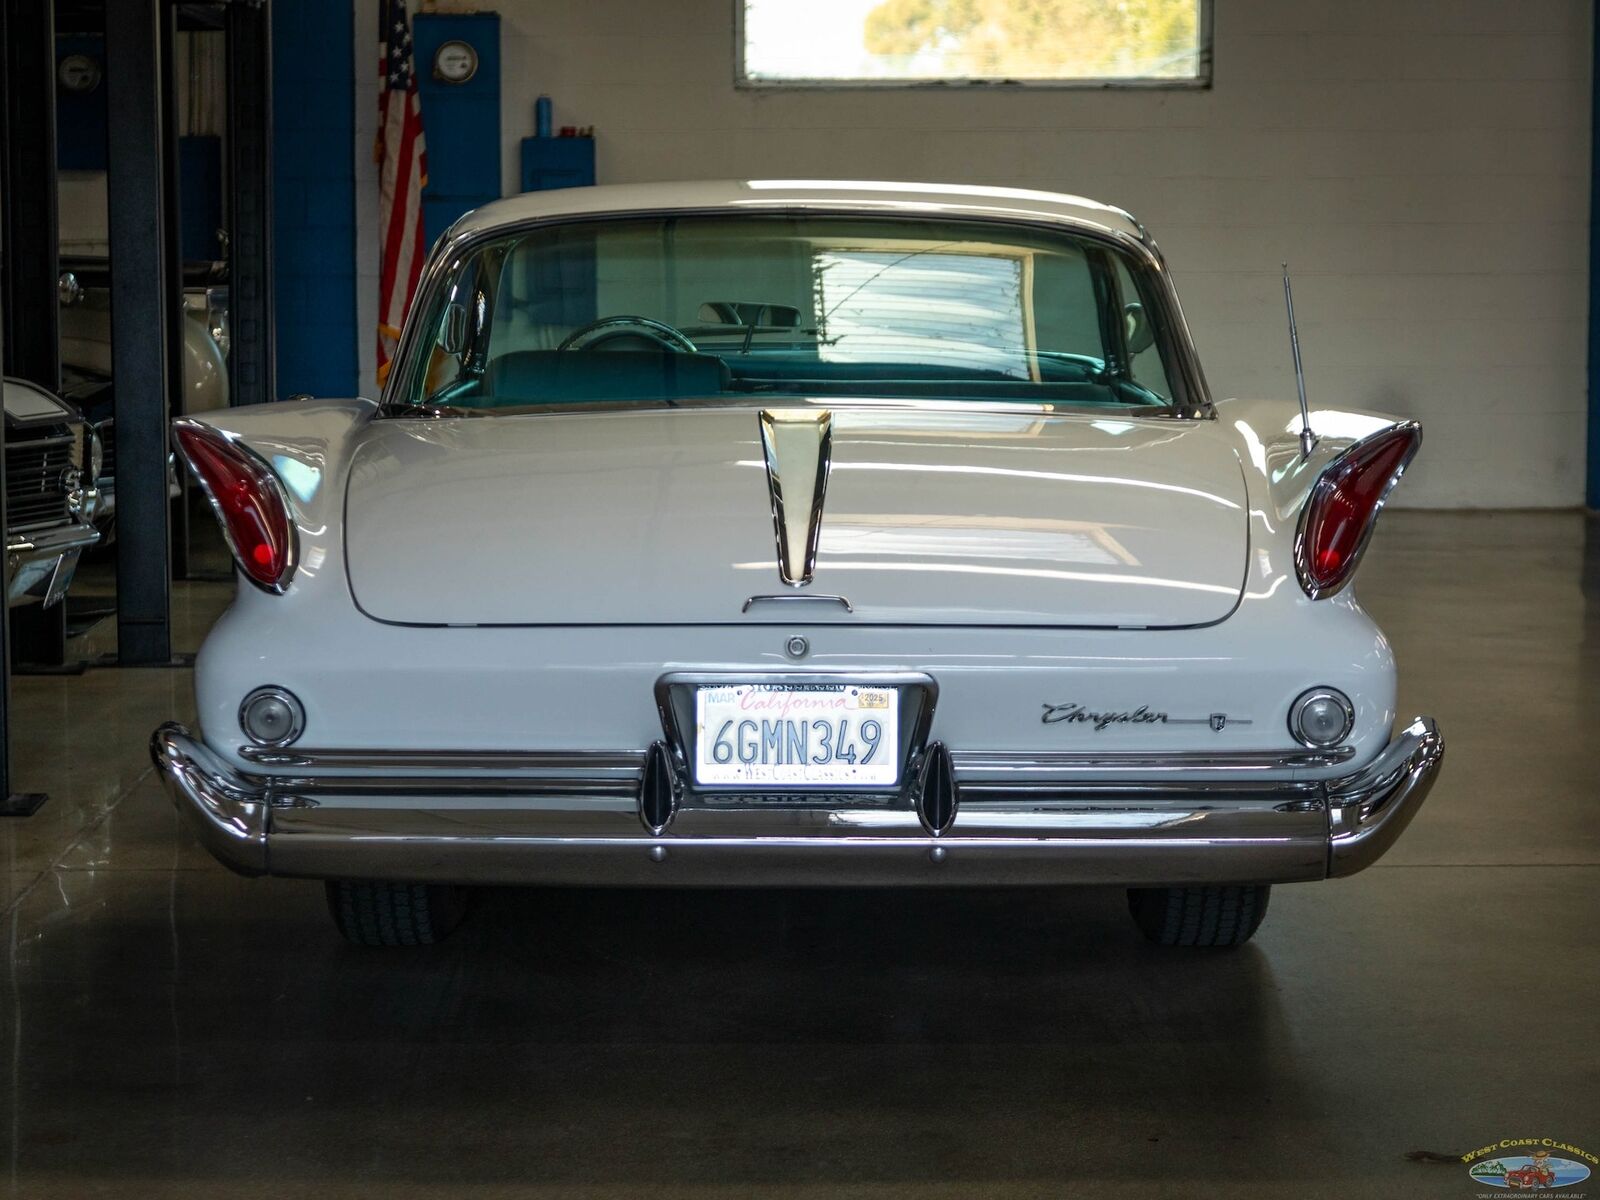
[238, 685, 305, 748]
[1287, 687, 1354, 749]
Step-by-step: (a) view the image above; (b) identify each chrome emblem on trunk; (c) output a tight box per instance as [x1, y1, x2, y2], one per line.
[1042, 703, 1253, 732]
[758, 409, 833, 587]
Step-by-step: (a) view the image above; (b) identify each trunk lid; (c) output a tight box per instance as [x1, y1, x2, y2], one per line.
[343, 404, 1248, 627]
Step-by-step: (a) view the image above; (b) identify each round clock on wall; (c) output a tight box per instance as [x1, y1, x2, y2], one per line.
[432, 40, 478, 84]
[58, 53, 102, 93]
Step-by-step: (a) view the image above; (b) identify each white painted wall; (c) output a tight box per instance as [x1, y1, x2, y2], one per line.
[357, 0, 1593, 506]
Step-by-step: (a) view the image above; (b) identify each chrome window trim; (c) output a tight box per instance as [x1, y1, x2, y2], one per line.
[1294, 420, 1422, 601]
[381, 206, 1214, 419]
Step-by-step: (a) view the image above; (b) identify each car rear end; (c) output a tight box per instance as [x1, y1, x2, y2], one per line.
[149, 184, 1442, 945]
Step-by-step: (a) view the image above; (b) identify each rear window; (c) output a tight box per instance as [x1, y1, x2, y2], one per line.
[396, 214, 1180, 413]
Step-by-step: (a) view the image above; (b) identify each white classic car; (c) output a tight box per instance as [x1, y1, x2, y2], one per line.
[152, 181, 1443, 948]
[57, 259, 229, 537]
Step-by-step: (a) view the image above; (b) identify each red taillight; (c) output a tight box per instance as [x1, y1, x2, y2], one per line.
[1295, 422, 1420, 599]
[172, 421, 296, 592]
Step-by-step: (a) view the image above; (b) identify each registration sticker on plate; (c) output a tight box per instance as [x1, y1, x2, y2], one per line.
[693, 684, 900, 788]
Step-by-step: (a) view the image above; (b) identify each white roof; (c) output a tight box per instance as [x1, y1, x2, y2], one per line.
[450, 180, 1146, 242]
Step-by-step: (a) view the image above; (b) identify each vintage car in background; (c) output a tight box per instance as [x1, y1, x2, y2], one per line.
[4, 377, 99, 608]
[57, 258, 226, 537]
[151, 181, 1443, 948]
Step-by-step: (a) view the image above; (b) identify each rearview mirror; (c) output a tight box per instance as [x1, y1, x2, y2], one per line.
[696, 301, 801, 328]
[1123, 303, 1155, 356]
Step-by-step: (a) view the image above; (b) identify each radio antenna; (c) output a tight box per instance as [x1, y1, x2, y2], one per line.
[1282, 263, 1316, 457]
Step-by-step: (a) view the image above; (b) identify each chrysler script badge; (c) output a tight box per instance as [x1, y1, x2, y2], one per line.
[758, 409, 833, 587]
[1042, 703, 1252, 732]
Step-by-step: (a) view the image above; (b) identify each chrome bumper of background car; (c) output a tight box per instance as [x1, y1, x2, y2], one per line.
[6, 522, 99, 608]
[150, 717, 1442, 887]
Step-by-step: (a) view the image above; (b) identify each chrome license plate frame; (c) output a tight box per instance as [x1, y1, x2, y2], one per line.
[655, 671, 938, 801]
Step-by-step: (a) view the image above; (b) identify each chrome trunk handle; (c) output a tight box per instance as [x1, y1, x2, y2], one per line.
[741, 593, 853, 613]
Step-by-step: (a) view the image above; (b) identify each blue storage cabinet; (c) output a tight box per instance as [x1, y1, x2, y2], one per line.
[413, 12, 501, 245]
[520, 137, 596, 192]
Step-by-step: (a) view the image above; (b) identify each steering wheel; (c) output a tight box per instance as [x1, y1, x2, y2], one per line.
[556, 315, 699, 354]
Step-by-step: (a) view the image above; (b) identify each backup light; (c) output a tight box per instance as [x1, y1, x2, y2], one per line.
[239, 686, 305, 747]
[1289, 687, 1353, 749]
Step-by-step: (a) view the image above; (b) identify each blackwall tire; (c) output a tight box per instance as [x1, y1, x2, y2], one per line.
[324, 880, 470, 946]
[1126, 884, 1271, 947]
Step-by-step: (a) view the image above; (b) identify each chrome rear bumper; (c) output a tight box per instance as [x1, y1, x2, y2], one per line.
[150, 717, 1442, 887]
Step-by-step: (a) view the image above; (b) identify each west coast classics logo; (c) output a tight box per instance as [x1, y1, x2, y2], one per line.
[1463, 1139, 1594, 1193]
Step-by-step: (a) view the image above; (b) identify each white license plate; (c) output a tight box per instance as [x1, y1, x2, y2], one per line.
[693, 684, 900, 788]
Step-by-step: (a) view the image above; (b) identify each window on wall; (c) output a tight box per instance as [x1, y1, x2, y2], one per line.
[738, 0, 1210, 87]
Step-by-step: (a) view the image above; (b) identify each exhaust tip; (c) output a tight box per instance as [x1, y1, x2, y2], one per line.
[639, 741, 679, 835]
[915, 741, 958, 837]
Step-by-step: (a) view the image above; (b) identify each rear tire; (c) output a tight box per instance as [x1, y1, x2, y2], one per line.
[1127, 884, 1270, 947]
[325, 880, 470, 946]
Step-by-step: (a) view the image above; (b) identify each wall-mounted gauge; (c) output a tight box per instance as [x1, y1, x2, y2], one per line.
[432, 40, 478, 85]
[58, 53, 102, 93]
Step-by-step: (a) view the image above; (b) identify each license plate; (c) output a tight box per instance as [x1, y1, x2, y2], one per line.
[693, 683, 900, 788]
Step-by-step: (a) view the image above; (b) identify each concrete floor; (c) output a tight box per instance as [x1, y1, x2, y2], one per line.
[1, 511, 1596, 1198]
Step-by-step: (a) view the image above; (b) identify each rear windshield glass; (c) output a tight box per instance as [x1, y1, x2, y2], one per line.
[395, 214, 1179, 413]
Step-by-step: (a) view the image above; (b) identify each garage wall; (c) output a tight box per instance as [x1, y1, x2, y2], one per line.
[356, 0, 1592, 507]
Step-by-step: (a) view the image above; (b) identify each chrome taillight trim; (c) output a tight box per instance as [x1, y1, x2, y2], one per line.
[1293, 420, 1422, 600]
[171, 418, 300, 595]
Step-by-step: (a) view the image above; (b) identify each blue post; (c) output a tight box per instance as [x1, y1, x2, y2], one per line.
[272, 0, 358, 399]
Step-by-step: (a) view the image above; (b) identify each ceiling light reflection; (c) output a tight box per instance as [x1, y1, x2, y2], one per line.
[732, 559, 1237, 594]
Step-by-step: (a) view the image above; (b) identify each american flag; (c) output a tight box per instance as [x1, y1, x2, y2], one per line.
[376, 0, 427, 380]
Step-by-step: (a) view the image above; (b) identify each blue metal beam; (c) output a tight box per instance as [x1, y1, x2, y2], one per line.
[272, 0, 358, 400]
